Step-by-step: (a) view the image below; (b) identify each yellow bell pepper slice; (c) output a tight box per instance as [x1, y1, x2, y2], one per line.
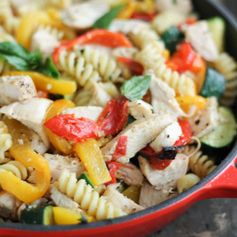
[53, 207, 94, 225]
[134, 0, 156, 14]
[74, 139, 111, 186]
[176, 96, 207, 113]
[45, 100, 75, 155]
[4, 71, 77, 96]
[118, 2, 137, 19]
[0, 145, 51, 203]
[16, 11, 50, 49]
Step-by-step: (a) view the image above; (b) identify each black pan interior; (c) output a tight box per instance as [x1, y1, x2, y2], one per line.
[0, 0, 237, 232]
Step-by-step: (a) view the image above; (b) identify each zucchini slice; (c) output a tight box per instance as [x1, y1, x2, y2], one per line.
[78, 173, 94, 187]
[20, 206, 53, 225]
[208, 17, 225, 52]
[201, 68, 225, 99]
[201, 107, 237, 148]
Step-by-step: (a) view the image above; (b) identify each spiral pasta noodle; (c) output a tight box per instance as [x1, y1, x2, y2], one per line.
[183, 146, 217, 178]
[176, 173, 200, 193]
[57, 170, 126, 220]
[58, 50, 101, 88]
[214, 53, 237, 106]
[36, 25, 65, 40]
[0, 161, 28, 180]
[136, 41, 196, 96]
[0, 121, 12, 163]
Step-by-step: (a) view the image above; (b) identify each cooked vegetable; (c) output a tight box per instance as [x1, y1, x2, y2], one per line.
[20, 206, 53, 225]
[93, 4, 125, 29]
[79, 173, 94, 187]
[161, 26, 184, 53]
[207, 17, 225, 52]
[201, 68, 226, 99]
[201, 107, 237, 148]
[121, 75, 151, 101]
[122, 185, 141, 203]
[74, 139, 111, 186]
[117, 57, 144, 75]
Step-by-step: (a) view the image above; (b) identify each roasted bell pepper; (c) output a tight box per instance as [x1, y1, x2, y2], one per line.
[123, 185, 141, 203]
[174, 119, 192, 147]
[106, 161, 126, 184]
[74, 139, 111, 186]
[0, 144, 50, 203]
[45, 114, 99, 142]
[117, 57, 144, 75]
[113, 135, 128, 160]
[131, 12, 156, 21]
[44, 99, 74, 154]
[53, 29, 132, 64]
[4, 71, 77, 95]
[53, 207, 94, 225]
[176, 95, 207, 113]
[134, 0, 156, 14]
[97, 97, 129, 136]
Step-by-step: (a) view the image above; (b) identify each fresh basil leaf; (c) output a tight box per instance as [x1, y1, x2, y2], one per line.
[93, 4, 125, 29]
[121, 75, 151, 101]
[27, 51, 42, 69]
[0, 42, 29, 60]
[38, 57, 61, 78]
[0, 54, 29, 70]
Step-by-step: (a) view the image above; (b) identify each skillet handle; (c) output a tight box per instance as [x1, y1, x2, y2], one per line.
[199, 156, 237, 199]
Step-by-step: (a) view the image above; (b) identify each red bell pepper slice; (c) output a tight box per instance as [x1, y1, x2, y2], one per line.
[53, 29, 132, 64]
[97, 97, 129, 136]
[131, 12, 156, 22]
[117, 57, 144, 75]
[168, 42, 197, 73]
[44, 114, 99, 142]
[174, 119, 192, 147]
[140, 146, 172, 170]
[113, 135, 128, 160]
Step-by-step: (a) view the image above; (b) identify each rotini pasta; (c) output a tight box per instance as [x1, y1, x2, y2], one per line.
[183, 146, 217, 178]
[136, 42, 196, 96]
[0, 161, 28, 180]
[176, 173, 200, 193]
[214, 53, 237, 106]
[57, 170, 126, 220]
[0, 121, 12, 163]
[58, 50, 101, 88]
[36, 25, 65, 40]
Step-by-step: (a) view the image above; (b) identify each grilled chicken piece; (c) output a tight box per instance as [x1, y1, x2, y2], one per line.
[128, 100, 153, 120]
[0, 76, 37, 106]
[116, 163, 144, 186]
[61, 0, 109, 29]
[139, 182, 177, 208]
[103, 185, 144, 214]
[189, 97, 219, 138]
[50, 186, 80, 210]
[44, 153, 84, 182]
[31, 28, 60, 59]
[139, 154, 189, 189]
[63, 106, 103, 121]
[102, 114, 175, 163]
[155, 0, 192, 14]
[185, 21, 218, 62]
[0, 98, 52, 146]
[0, 192, 21, 219]
[150, 75, 185, 119]
[150, 121, 182, 153]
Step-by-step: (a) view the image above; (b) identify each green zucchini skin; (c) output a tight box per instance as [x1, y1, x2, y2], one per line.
[78, 173, 94, 187]
[201, 68, 226, 99]
[201, 107, 237, 149]
[207, 17, 225, 52]
[161, 26, 184, 53]
[20, 206, 53, 225]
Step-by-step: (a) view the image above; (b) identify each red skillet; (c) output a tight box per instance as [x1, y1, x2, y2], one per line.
[0, 0, 237, 236]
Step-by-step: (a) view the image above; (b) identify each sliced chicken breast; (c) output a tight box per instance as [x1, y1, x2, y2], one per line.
[189, 97, 219, 138]
[150, 75, 185, 118]
[139, 182, 177, 208]
[185, 21, 218, 62]
[0, 76, 37, 106]
[128, 100, 153, 120]
[0, 98, 52, 146]
[102, 114, 175, 163]
[103, 184, 144, 214]
[62, 106, 103, 121]
[139, 154, 189, 189]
